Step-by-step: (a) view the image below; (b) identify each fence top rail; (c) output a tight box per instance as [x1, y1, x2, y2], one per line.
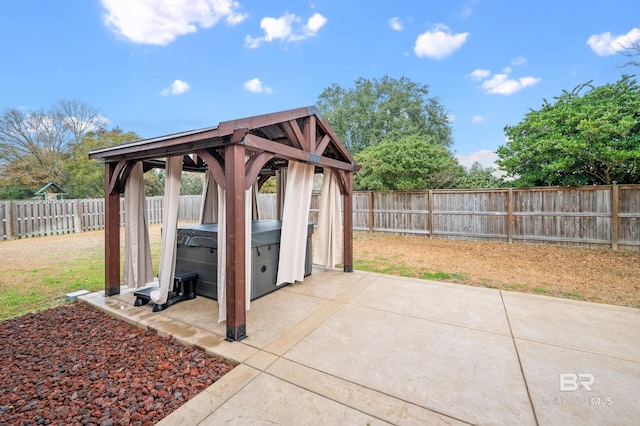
[353, 184, 640, 195]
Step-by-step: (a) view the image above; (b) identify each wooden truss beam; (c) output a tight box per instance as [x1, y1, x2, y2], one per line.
[241, 134, 356, 172]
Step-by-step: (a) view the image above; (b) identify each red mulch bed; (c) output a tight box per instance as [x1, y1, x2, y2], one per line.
[0, 303, 235, 425]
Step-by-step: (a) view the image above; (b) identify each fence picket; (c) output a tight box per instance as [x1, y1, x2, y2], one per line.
[0, 185, 639, 250]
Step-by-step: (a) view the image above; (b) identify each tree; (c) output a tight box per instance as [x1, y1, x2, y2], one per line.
[64, 127, 139, 198]
[620, 38, 640, 69]
[0, 100, 104, 196]
[180, 172, 204, 195]
[457, 162, 505, 189]
[317, 75, 452, 154]
[354, 135, 463, 191]
[497, 75, 640, 186]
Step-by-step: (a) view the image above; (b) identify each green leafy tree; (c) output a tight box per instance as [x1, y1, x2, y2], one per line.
[259, 177, 276, 193]
[64, 128, 139, 198]
[180, 172, 204, 195]
[497, 75, 640, 186]
[354, 135, 463, 191]
[457, 162, 505, 189]
[317, 75, 452, 154]
[144, 169, 164, 197]
[0, 184, 32, 199]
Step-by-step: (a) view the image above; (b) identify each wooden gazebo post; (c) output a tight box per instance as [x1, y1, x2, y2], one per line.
[224, 143, 247, 341]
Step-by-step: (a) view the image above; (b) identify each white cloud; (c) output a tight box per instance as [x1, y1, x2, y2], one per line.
[161, 80, 190, 95]
[511, 56, 527, 66]
[101, 0, 247, 46]
[461, 7, 472, 18]
[447, 114, 455, 123]
[414, 24, 469, 59]
[305, 12, 327, 33]
[389, 17, 403, 31]
[470, 69, 490, 80]
[471, 115, 484, 124]
[245, 12, 327, 48]
[471, 66, 540, 95]
[481, 73, 540, 95]
[244, 78, 273, 94]
[587, 27, 640, 56]
[456, 150, 498, 169]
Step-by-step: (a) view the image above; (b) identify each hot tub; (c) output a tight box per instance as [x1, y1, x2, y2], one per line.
[175, 220, 313, 300]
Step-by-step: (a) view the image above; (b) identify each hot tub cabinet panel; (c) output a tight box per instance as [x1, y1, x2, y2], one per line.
[175, 220, 313, 300]
[175, 244, 217, 299]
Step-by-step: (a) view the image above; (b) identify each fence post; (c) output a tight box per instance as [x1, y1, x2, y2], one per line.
[73, 199, 82, 233]
[369, 191, 374, 234]
[9, 200, 17, 239]
[428, 190, 433, 239]
[611, 185, 619, 250]
[508, 188, 513, 244]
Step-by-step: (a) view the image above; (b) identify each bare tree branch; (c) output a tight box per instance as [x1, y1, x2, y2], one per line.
[0, 99, 104, 189]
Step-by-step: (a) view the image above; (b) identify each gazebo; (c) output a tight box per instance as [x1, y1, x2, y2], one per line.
[88, 106, 358, 341]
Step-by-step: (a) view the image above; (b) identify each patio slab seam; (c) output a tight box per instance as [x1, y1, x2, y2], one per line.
[265, 356, 471, 425]
[499, 289, 540, 426]
[257, 300, 347, 356]
[508, 336, 640, 365]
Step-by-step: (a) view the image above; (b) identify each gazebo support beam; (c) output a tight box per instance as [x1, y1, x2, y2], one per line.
[104, 162, 121, 295]
[224, 144, 247, 341]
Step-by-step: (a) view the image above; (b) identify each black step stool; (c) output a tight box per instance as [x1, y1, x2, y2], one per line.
[133, 271, 198, 312]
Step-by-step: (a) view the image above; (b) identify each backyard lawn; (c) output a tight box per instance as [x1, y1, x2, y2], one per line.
[1, 223, 639, 320]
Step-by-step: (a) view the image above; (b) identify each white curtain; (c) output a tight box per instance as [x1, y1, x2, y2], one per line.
[123, 162, 153, 288]
[276, 161, 315, 285]
[216, 185, 227, 323]
[151, 156, 182, 305]
[313, 169, 344, 268]
[199, 171, 218, 224]
[217, 165, 253, 324]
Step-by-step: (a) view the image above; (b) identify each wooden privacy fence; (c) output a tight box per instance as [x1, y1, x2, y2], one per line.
[352, 185, 639, 251]
[0, 194, 277, 241]
[1, 186, 638, 250]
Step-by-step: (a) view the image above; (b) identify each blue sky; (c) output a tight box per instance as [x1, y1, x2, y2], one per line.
[1, 0, 638, 169]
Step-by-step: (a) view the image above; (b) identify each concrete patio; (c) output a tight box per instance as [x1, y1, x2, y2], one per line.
[79, 267, 640, 425]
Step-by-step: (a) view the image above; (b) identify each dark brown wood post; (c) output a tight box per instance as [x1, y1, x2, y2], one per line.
[104, 162, 121, 296]
[224, 144, 247, 341]
[343, 171, 354, 272]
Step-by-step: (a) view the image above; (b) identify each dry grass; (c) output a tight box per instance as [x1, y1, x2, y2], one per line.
[1, 225, 638, 320]
[353, 232, 640, 307]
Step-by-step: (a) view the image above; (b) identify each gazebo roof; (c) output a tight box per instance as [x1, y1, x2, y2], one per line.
[89, 105, 357, 176]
